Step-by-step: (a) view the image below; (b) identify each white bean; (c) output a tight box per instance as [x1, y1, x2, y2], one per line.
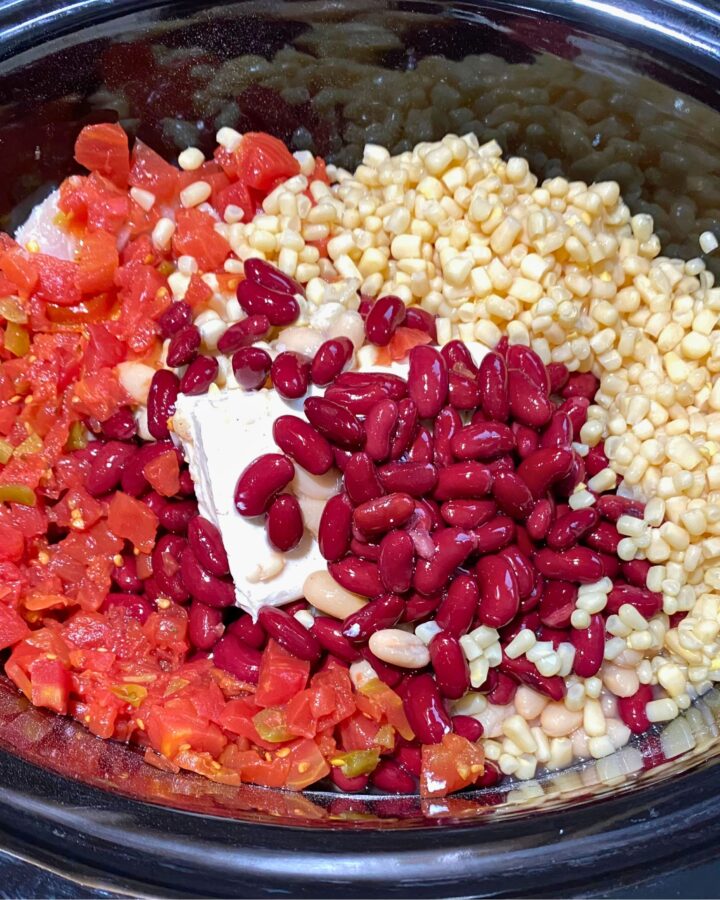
[116, 361, 156, 404]
[273, 326, 324, 358]
[291, 466, 342, 500]
[602, 663, 640, 698]
[514, 686, 549, 721]
[303, 570, 367, 619]
[540, 702, 583, 737]
[368, 629, 430, 668]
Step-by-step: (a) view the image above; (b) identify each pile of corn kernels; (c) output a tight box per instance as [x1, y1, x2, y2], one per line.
[160, 125, 720, 779]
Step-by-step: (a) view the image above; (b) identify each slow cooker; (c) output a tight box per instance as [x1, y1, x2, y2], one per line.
[0, 0, 719, 895]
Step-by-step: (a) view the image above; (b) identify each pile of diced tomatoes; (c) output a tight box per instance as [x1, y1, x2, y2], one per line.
[0, 122, 484, 797]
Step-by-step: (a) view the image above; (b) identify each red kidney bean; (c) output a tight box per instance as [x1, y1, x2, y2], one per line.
[585, 445, 610, 477]
[434, 462, 493, 501]
[487, 670, 518, 705]
[572, 613, 605, 677]
[342, 593, 404, 641]
[546, 508, 599, 551]
[546, 362, 569, 393]
[430, 407, 459, 470]
[478, 352, 509, 422]
[271, 415, 333, 476]
[181, 548, 235, 607]
[363, 399, 398, 463]
[312, 617, 361, 662]
[379, 530, 415, 593]
[620, 558, 652, 589]
[527, 499, 553, 540]
[353, 492, 415, 537]
[187, 516, 229, 577]
[101, 407, 137, 441]
[501, 608, 542, 648]
[389, 398, 418, 460]
[476, 760, 502, 788]
[513, 423, 540, 459]
[266, 493, 304, 552]
[408, 346, 448, 418]
[584, 520, 621, 555]
[499, 545, 535, 598]
[314, 493, 352, 563]
[147, 369, 179, 440]
[342, 452, 382, 505]
[534, 547, 605, 583]
[234, 453, 294, 517]
[429, 632, 470, 699]
[244, 257, 304, 297]
[152, 534, 190, 603]
[180, 355, 219, 395]
[335, 371, 407, 399]
[605, 583, 663, 618]
[236, 279, 300, 326]
[143, 490, 167, 516]
[159, 499, 198, 534]
[158, 300, 191, 338]
[500, 654, 565, 700]
[540, 411, 573, 450]
[520, 575, 544, 612]
[311, 337, 354, 386]
[561, 371, 600, 401]
[305, 397, 365, 450]
[538, 625, 568, 649]
[365, 295, 406, 346]
[102, 593, 152, 623]
[394, 745, 422, 778]
[188, 601, 224, 651]
[213, 634, 261, 683]
[413, 528, 476, 595]
[555, 453, 586, 498]
[112, 555, 142, 593]
[596, 494, 645, 522]
[86, 441, 136, 497]
[507, 344, 549, 391]
[257, 606, 320, 661]
[402, 591, 442, 623]
[217, 315, 271, 355]
[403, 674, 452, 744]
[270, 351, 311, 399]
[408, 426, 434, 464]
[376, 461, 438, 497]
[558, 396, 590, 439]
[598, 552, 620, 580]
[515, 524, 536, 559]
[440, 499, 497, 529]
[360, 646, 404, 688]
[538, 580, 577, 628]
[473, 517, 515, 553]
[331, 768, 369, 792]
[325, 382, 389, 416]
[508, 369, 553, 428]
[231, 346, 271, 390]
[167, 324, 201, 368]
[491, 471, 535, 520]
[452, 715, 483, 742]
[416, 497, 442, 531]
[402, 306, 437, 341]
[448, 368, 482, 410]
[517, 448, 574, 498]
[451, 423, 515, 461]
[435, 575, 478, 636]
[441, 340, 478, 375]
[371, 759, 415, 794]
[329, 556, 384, 597]
[617, 685, 653, 734]
[180, 466, 196, 495]
[476, 556, 519, 627]
[227, 614, 266, 650]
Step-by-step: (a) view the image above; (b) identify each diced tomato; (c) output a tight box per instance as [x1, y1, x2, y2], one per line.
[420, 733, 485, 798]
[146, 705, 227, 759]
[73, 368, 127, 421]
[212, 180, 255, 223]
[107, 492, 158, 553]
[172, 209, 231, 272]
[184, 274, 213, 309]
[285, 691, 317, 739]
[254, 640, 310, 707]
[0, 605, 30, 650]
[0, 246, 38, 295]
[129, 139, 179, 201]
[143, 450, 180, 497]
[310, 156, 330, 185]
[312, 667, 356, 731]
[338, 712, 383, 752]
[74, 123, 130, 188]
[232, 133, 300, 192]
[77, 231, 119, 294]
[376, 327, 433, 367]
[0, 523, 24, 562]
[82, 324, 126, 374]
[33, 254, 82, 307]
[237, 749, 290, 788]
[173, 748, 240, 785]
[285, 738, 330, 790]
[29, 656, 71, 715]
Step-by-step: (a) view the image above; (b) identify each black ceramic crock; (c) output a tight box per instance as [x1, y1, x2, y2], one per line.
[1, 1, 720, 895]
